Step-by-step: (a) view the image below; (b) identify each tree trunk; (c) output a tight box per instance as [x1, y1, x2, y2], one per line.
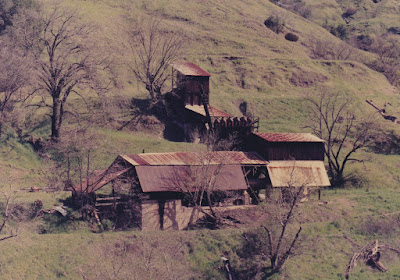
[51, 99, 62, 141]
[0, 111, 5, 139]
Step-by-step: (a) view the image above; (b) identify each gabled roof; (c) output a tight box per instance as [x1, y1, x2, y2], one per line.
[185, 105, 231, 118]
[253, 132, 324, 143]
[136, 165, 248, 193]
[71, 167, 131, 194]
[170, 62, 211, 77]
[120, 151, 268, 166]
[267, 160, 330, 187]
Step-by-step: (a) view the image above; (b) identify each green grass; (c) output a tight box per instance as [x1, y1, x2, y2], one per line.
[3, 187, 400, 279]
[0, 0, 400, 279]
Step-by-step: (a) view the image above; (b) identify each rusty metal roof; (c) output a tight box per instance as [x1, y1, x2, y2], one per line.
[185, 105, 232, 118]
[121, 151, 267, 166]
[267, 161, 330, 187]
[254, 132, 324, 143]
[72, 167, 131, 194]
[170, 62, 211, 77]
[136, 165, 248, 193]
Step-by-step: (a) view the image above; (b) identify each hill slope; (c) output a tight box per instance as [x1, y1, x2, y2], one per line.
[1, 1, 400, 279]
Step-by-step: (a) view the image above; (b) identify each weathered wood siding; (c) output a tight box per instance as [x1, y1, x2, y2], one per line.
[178, 74, 209, 106]
[246, 134, 325, 161]
[141, 199, 204, 231]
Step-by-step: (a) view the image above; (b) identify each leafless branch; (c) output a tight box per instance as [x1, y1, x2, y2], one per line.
[127, 18, 185, 104]
[307, 91, 377, 185]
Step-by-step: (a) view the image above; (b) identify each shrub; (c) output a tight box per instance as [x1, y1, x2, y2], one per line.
[343, 6, 357, 18]
[298, 5, 312, 19]
[355, 34, 373, 51]
[388, 26, 400, 35]
[330, 24, 349, 40]
[264, 15, 285, 34]
[308, 38, 354, 60]
[101, 219, 114, 231]
[285, 32, 299, 42]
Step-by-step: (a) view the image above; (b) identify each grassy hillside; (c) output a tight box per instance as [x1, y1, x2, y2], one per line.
[302, 0, 400, 35]
[2, 188, 400, 279]
[0, 0, 400, 279]
[35, 0, 400, 129]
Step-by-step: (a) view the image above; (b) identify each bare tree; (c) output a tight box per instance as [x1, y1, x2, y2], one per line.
[262, 186, 303, 275]
[0, 178, 19, 241]
[127, 19, 185, 107]
[369, 36, 400, 86]
[239, 166, 305, 279]
[0, 37, 31, 138]
[308, 37, 355, 61]
[168, 152, 225, 226]
[20, 6, 109, 141]
[47, 126, 103, 202]
[307, 92, 376, 185]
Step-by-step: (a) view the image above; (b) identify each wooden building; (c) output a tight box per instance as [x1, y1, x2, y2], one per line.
[71, 151, 269, 231]
[169, 62, 258, 140]
[171, 61, 211, 106]
[246, 132, 325, 161]
[244, 132, 330, 195]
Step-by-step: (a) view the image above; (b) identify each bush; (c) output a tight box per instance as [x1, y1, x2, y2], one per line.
[101, 219, 114, 231]
[355, 34, 373, 51]
[285, 32, 299, 42]
[343, 6, 357, 18]
[388, 26, 400, 35]
[264, 15, 285, 34]
[330, 24, 349, 40]
[298, 5, 312, 19]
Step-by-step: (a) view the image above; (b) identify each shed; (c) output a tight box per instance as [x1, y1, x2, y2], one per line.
[171, 62, 211, 106]
[267, 160, 330, 188]
[246, 132, 325, 161]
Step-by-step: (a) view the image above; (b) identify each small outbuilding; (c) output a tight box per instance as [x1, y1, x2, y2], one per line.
[246, 132, 325, 161]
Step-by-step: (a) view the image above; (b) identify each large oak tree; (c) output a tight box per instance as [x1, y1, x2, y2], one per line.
[23, 7, 106, 141]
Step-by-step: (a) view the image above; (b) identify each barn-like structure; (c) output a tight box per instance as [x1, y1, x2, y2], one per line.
[71, 148, 329, 230]
[72, 151, 269, 230]
[68, 62, 331, 231]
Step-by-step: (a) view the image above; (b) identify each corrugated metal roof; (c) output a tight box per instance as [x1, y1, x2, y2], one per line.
[185, 105, 232, 118]
[267, 161, 330, 187]
[254, 132, 324, 143]
[136, 165, 248, 192]
[170, 62, 211, 77]
[72, 168, 131, 194]
[121, 151, 267, 166]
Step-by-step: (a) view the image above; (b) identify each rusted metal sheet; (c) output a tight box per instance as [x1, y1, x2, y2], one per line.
[171, 62, 211, 77]
[267, 160, 330, 187]
[253, 132, 324, 143]
[185, 105, 232, 118]
[121, 151, 267, 166]
[72, 167, 131, 193]
[136, 165, 248, 192]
